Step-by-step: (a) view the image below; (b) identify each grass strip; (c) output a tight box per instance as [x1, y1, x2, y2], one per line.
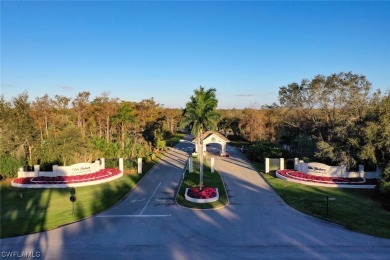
[166, 132, 186, 147]
[0, 152, 166, 238]
[176, 157, 228, 209]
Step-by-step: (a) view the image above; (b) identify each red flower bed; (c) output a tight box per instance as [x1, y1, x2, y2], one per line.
[277, 170, 377, 185]
[187, 187, 217, 199]
[13, 168, 121, 185]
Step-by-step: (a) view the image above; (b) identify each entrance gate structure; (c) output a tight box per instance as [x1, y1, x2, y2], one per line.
[265, 158, 286, 173]
[192, 131, 230, 156]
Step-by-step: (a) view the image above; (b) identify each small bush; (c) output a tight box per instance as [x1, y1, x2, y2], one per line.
[105, 159, 119, 168]
[247, 141, 282, 162]
[382, 163, 390, 182]
[0, 154, 20, 179]
[286, 160, 295, 170]
[124, 159, 136, 170]
[378, 181, 390, 202]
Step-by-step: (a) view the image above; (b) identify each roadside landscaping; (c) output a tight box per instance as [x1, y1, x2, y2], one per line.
[167, 132, 186, 147]
[259, 170, 390, 238]
[217, 139, 390, 238]
[0, 152, 166, 238]
[176, 158, 228, 209]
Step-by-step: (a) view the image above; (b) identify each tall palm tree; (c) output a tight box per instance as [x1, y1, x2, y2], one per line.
[181, 86, 220, 188]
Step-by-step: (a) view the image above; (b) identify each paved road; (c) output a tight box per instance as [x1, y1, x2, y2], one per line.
[2, 135, 390, 259]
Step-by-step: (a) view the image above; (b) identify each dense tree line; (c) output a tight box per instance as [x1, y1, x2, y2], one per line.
[215, 73, 389, 177]
[0, 92, 182, 178]
[278, 72, 389, 174]
[215, 72, 389, 201]
[1, 72, 389, 187]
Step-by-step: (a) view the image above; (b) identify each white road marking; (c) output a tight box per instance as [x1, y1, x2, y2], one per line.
[97, 215, 171, 218]
[139, 182, 161, 215]
[130, 198, 146, 203]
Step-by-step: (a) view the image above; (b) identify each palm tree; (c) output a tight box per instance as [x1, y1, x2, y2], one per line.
[181, 86, 220, 188]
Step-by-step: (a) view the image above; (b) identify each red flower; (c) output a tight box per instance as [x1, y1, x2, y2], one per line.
[187, 187, 217, 199]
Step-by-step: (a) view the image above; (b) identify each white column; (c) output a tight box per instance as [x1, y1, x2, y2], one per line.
[94, 160, 100, 172]
[221, 144, 226, 154]
[298, 160, 304, 173]
[101, 158, 105, 169]
[53, 165, 58, 176]
[279, 158, 285, 171]
[34, 165, 40, 177]
[358, 165, 364, 178]
[294, 158, 299, 170]
[18, 167, 24, 178]
[189, 157, 193, 173]
[265, 158, 270, 173]
[211, 158, 215, 173]
[119, 158, 124, 173]
[138, 158, 142, 174]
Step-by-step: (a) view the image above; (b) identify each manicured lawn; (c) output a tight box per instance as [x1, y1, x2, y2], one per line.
[260, 171, 390, 238]
[227, 136, 250, 149]
[0, 153, 165, 238]
[176, 158, 228, 209]
[166, 132, 186, 147]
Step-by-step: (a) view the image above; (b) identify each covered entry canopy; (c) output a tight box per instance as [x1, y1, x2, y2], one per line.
[192, 131, 230, 156]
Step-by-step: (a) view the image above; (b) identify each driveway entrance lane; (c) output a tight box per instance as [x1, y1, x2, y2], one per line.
[172, 144, 390, 258]
[97, 147, 188, 217]
[1, 145, 191, 260]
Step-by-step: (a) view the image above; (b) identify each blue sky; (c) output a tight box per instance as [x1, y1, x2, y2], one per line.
[1, 1, 389, 109]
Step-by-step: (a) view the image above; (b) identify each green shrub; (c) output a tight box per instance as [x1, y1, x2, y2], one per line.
[124, 159, 136, 170]
[156, 139, 166, 150]
[247, 141, 282, 162]
[105, 159, 119, 168]
[0, 154, 20, 179]
[286, 160, 295, 170]
[378, 181, 390, 201]
[382, 163, 390, 182]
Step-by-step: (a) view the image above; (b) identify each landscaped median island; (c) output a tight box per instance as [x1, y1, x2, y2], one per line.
[258, 170, 390, 239]
[176, 158, 228, 209]
[0, 152, 166, 238]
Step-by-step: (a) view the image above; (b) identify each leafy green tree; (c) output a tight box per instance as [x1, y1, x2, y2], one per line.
[111, 101, 135, 153]
[10, 92, 39, 165]
[30, 94, 52, 141]
[163, 108, 182, 135]
[279, 72, 377, 169]
[72, 91, 91, 137]
[181, 86, 220, 188]
[51, 126, 90, 165]
[361, 93, 390, 176]
[143, 117, 166, 151]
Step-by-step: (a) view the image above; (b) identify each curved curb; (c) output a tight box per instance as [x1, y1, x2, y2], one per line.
[11, 173, 123, 188]
[184, 188, 219, 203]
[276, 170, 376, 189]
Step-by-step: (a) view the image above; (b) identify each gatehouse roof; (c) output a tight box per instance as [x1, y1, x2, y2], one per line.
[193, 131, 230, 142]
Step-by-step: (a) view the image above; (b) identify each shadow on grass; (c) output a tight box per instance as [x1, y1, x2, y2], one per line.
[0, 151, 167, 239]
